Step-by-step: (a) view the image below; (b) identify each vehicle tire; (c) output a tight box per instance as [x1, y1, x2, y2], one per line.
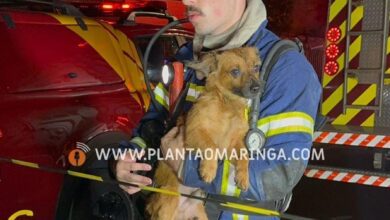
[56, 131, 144, 220]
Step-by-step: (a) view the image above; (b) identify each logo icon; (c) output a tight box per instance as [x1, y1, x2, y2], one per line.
[68, 142, 90, 167]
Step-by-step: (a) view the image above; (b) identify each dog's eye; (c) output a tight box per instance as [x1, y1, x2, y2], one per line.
[253, 65, 260, 73]
[230, 68, 241, 78]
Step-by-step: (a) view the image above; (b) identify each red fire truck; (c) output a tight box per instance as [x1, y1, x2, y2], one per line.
[0, 1, 191, 219]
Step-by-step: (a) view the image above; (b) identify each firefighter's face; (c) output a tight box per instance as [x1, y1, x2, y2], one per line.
[182, 0, 246, 36]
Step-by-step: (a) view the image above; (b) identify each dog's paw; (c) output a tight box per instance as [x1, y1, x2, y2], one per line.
[235, 171, 249, 191]
[200, 168, 216, 183]
[199, 161, 217, 183]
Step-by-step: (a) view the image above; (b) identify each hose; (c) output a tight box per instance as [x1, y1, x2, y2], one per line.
[142, 18, 189, 112]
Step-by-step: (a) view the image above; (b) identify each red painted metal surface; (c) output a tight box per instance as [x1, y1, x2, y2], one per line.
[0, 9, 144, 219]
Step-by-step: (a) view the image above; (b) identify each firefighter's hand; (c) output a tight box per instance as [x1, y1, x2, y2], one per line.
[160, 126, 184, 174]
[116, 151, 152, 194]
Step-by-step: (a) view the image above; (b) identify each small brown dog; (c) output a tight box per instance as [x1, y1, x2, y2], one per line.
[146, 47, 262, 220]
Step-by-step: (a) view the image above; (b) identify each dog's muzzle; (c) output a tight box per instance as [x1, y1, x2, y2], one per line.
[240, 79, 263, 99]
[249, 81, 261, 94]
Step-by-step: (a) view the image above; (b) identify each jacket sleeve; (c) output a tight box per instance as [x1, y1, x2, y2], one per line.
[126, 42, 194, 150]
[179, 50, 322, 201]
[125, 83, 169, 150]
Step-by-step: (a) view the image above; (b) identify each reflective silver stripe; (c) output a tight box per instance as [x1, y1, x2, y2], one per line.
[257, 112, 315, 137]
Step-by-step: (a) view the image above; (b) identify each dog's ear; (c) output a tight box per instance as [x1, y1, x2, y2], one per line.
[186, 52, 217, 80]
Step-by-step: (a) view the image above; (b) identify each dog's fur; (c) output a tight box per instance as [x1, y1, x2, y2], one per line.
[146, 47, 262, 220]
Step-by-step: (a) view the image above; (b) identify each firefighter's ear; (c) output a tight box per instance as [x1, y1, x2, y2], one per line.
[186, 52, 217, 80]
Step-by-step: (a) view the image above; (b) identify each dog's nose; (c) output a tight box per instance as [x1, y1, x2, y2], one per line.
[250, 81, 261, 94]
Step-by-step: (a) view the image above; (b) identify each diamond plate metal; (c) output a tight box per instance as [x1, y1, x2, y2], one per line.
[355, 0, 390, 126]
[359, 0, 385, 70]
[360, 35, 383, 69]
[376, 86, 390, 127]
[361, 0, 385, 30]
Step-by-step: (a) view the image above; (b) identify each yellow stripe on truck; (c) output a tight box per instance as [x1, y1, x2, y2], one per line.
[385, 37, 390, 85]
[47, 14, 126, 81]
[47, 13, 151, 109]
[329, 0, 348, 23]
[331, 84, 377, 125]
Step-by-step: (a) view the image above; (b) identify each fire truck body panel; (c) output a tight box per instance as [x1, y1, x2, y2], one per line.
[0, 6, 188, 219]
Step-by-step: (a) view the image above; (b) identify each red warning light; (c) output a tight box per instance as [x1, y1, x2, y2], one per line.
[327, 27, 342, 43]
[325, 61, 339, 76]
[326, 44, 340, 59]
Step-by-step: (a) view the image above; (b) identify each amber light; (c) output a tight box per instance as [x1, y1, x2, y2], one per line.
[327, 27, 341, 43]
[101, 3, 114, 10]
[326, 44, 340, 59]
[122, 4, 130, 9]
[325, 61, 339, 76]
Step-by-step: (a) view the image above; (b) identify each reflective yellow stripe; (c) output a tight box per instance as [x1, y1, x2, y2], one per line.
[8, 210, 34, 220]
[67, 170, 103, 182]
[186, 83, 204, 102]
[221, 160, 230, 195]
[154, 83, 169, 109]
[329, 0, 348, 23]
[11, 159, 39, 169]
[233, 214, 249, 220]
[266, 126, 313, 137]
[130, 137, 147, 149]
[386, 36, 390, 84]
[361, 113, 375, 127]
[332, 84, 377, 125]
[221, 160, 241, 197]
[322, 77, 358, 115]
[155, 96, 169, 109]
[257, 112, 314, 137]
[141, 186, 180, 196]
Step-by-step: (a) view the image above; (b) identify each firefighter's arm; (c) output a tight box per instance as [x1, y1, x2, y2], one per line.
[178, 51, 322, 201]
[112, 84, 170, 194]
[124, 83, 170, 150]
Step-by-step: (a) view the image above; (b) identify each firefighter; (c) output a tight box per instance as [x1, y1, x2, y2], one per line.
[114, 0, 322, 219]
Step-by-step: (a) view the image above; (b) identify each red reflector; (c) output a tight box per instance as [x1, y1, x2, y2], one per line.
[0, 129, 3, 138]
[327, 27, 342, 43]
[325, 61, 339, 76]
[326, 44, 340, 59]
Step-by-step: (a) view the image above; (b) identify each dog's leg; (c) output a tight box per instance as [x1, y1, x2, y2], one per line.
[187, 128, 219, 183]
[231, 140, 250, 191]
[199, 157, 218, 183]
[146, 161, 180, 220]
